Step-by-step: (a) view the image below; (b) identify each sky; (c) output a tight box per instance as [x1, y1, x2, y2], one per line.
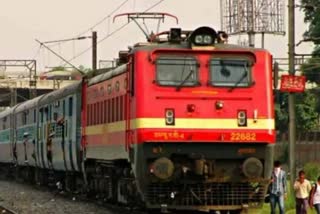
[0, 0, 314, 72]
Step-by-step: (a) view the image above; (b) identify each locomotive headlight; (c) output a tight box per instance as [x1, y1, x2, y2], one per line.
[189, 26, 217, 47]
[237, 110, 247, 127]
[165, 108, 175, 126]
[203, 35, 213, 44]
[194, 34, 213, 45]
[195, 35, 203, 44]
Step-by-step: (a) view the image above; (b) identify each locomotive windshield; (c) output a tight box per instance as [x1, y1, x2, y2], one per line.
[156, 57, 198, 86]
[209, 58, 252, 87]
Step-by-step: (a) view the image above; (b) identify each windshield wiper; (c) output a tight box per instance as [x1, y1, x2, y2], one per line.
[228, 68, 248, 92]
[176, 68, 194, 91]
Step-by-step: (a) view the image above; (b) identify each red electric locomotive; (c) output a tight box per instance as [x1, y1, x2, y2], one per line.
[82, 26, 275, 213]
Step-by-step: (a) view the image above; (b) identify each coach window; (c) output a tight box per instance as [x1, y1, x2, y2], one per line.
[3, 117, 6, 129]
[209, 57, 253, 88]
[155, 56, 199, 87]
[68, 97, 73, 117]
[22, 112, 27, 125]
[40, 108, 44, 123]
[44, 107, 49, 122]
[49, 105, 52, 121]
[34, 109, 36, 123]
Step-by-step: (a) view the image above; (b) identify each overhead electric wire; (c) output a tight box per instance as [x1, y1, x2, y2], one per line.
[44, 0, 130, 49]
[65, 0, 165, 64]
[31, 45, 42, 60]
[76, 0, 130, 37]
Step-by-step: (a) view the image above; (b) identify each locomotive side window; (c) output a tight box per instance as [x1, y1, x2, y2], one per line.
[156, 57, 198, 86]
[209, 58, 252, 87]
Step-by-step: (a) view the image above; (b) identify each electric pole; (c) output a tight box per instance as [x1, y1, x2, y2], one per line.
[288, 0, 296, 186]
[92, 31, 97, 71]
[248, 0, 255, 47]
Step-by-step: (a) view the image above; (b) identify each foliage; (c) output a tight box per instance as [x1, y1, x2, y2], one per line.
[300, 0, 320, 84]
[277, 142, 289, 165]
[78, 65, 92, 73]
[285, 187, 296, 211]
[301, 0, 320, 42]
[301, 46, 320, 84]
[275, 91, 319, 134]
[50, 66, 67, 72]
[275, 104, 289, 133]
[304, 162, 320, 183]
[295, 91, 319, 131]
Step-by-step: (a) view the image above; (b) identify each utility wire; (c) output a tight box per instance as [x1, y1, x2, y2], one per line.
[31, 45, 42, 60]
[65, 0, 165, 64]
[44, 0, 130, 49]
[76, 0, 130, 37]
[35, 39, 85, 75]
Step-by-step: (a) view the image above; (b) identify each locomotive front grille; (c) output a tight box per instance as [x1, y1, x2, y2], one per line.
[146, 182, 267, 208]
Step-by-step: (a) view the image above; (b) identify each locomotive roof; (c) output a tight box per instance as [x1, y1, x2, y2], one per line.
[88, 64, 127, 86]
[86, 40, 267, 86]
[131, 41, 264, 53]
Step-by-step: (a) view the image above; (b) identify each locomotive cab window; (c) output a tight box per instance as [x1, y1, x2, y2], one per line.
[209, 58, 253, 87]
[155, 56, 199, 87]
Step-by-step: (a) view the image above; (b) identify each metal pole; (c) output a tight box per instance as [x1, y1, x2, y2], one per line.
[92, 31, 97, 71]
[10, 88, 17, 107]
[248, 0, 255, 47]
[288, 0, 296, 186]
[261, 32, 265, 49]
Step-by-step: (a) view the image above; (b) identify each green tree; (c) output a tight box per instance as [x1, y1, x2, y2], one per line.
[275, 91, 319, 134]
[301, 47, 320, 84]
[304, 162, 320, 183]
[295, 91, 319, 131]
[50, 66, 67, 72]
[78, 65, 92, 73]
[301, 0, 320, 84]
[275, 103, 289, 133]
[301, 0, 320, 41]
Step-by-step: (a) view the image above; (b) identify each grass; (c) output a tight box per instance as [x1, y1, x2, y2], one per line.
[260, 183, 317, 213]
[262, 204, 317, 214]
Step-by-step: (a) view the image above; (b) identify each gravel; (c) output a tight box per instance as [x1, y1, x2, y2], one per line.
[0, 180, 122, 214]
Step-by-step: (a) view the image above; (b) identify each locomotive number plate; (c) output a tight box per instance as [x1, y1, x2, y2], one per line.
[230, 132, 256, 141]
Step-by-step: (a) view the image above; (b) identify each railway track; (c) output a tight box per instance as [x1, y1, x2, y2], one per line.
[0, 205, 17, 214]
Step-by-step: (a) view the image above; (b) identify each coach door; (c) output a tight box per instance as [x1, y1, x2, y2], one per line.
[63, 96, 76, 171]
[126, 59, 133, 152]
[38, 107, 46, 168]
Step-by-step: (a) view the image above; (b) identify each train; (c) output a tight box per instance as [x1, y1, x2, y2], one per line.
[0, 26, 276, 213]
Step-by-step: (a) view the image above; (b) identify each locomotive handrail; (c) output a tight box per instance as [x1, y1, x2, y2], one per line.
[149, 49, 257, 63]
[113, 12, 179, 24]
[149, 30, 193, 43]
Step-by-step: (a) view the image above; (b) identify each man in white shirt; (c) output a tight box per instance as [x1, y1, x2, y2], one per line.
[294, 170, 312, 214]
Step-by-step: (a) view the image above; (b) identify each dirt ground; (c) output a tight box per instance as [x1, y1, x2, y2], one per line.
[0, 180, 124, 214]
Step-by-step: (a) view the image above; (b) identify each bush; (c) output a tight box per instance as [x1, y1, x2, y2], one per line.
[303, 162, 320, 183]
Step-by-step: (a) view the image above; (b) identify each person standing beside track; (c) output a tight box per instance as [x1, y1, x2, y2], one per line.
[294, 170, 312, 214]
[309, 176, 320, 214]
[269, 160, 287, 214]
